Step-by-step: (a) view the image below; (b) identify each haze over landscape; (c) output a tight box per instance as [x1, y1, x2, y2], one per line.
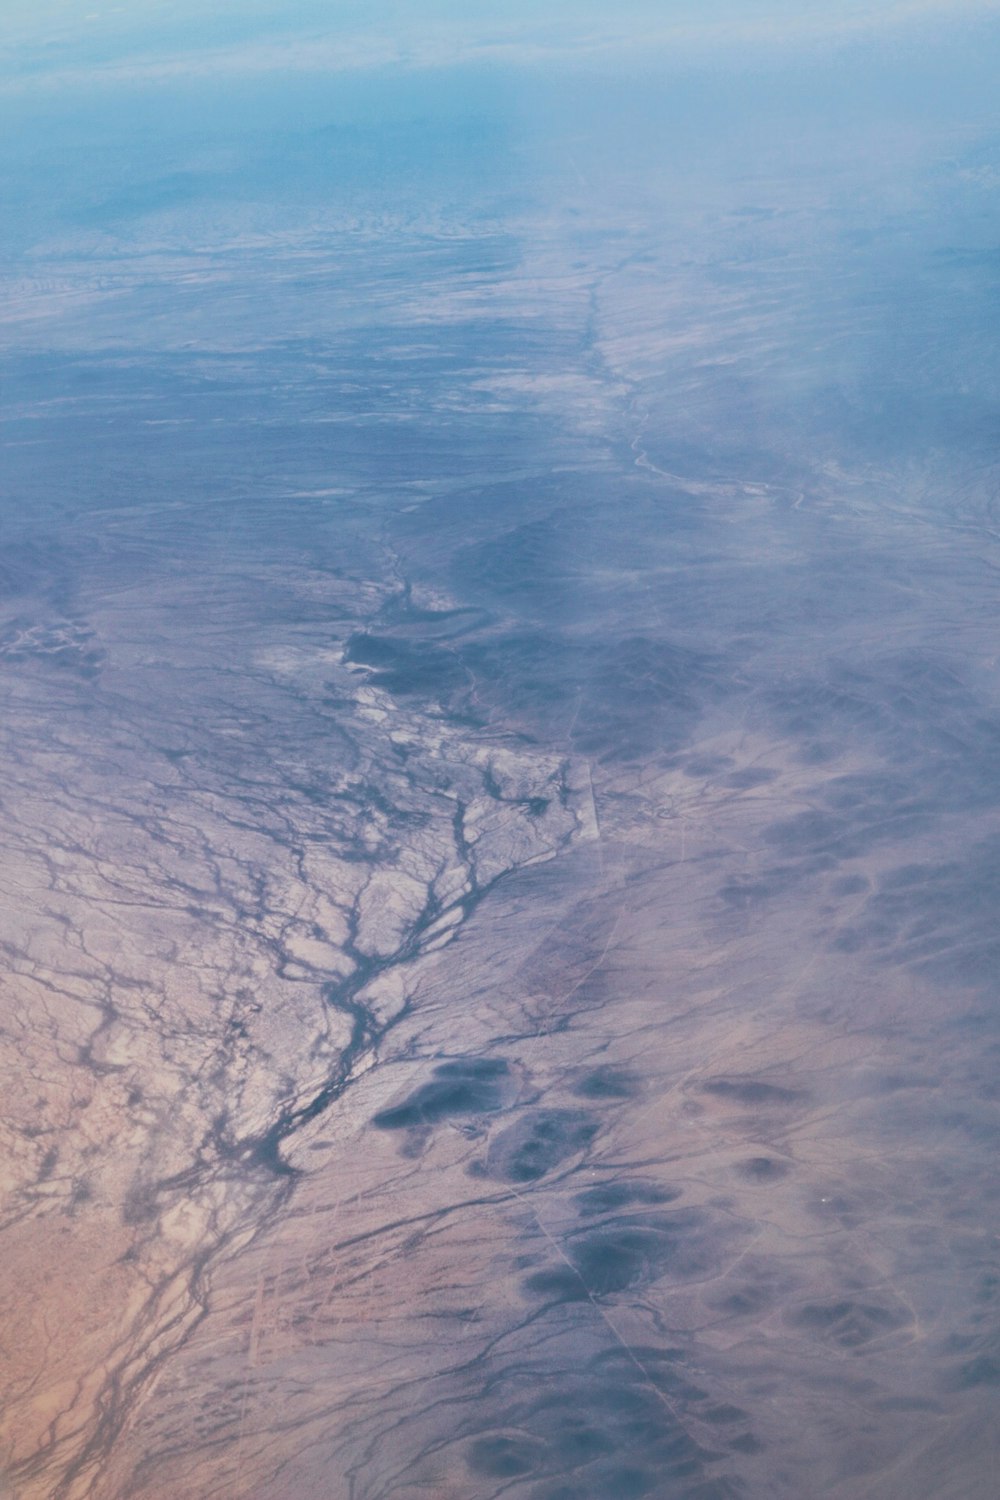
[1, 4, 1000, 1497]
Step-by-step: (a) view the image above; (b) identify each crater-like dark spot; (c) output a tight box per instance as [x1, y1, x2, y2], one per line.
[549, 1416, 613, 1464]
[528, 1209, 736, 1301]
[588, 1210, 727, 1285]
[467, 1434, 543, 1478]
[734, 1156, 789, 1182]
[484, 1109, 597, 1182]
[573, 1067, 639, 1100]
[373, 1058, 509, 1130]
[787, 1298, 908, 1346]
[522, 1266, 588, 1302]
[570, 1227, 668, 1294]
[499, 1349, 720, 1497]
[574, 1179, 680, 1216]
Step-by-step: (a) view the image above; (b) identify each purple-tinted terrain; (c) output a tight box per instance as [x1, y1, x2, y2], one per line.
[2, 5, 1000, 1497]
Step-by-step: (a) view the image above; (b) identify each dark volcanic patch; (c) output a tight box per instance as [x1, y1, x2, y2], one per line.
[450, 1346, 731, 1500]
[785, 1297, 911, 1347]
[524, 1209, 746, 1302]
[733, 1156, 791, 1183]
[573, 1066, 640, 1100]
[574, 1179, 682, 1216]
[372, 1058, 510, 1129]
[479, 1109, 599, 1182]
